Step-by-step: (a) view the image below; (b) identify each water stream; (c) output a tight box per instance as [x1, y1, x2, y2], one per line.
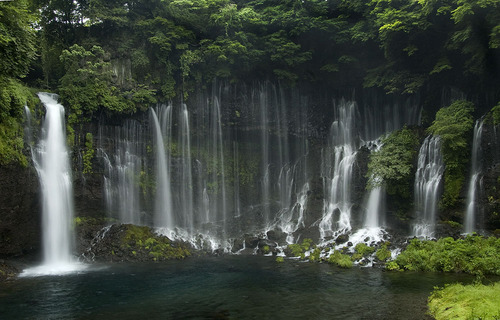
[23, 93, 85, 275]
[413, 136, 444, 238]
[464, 119, 484, 234]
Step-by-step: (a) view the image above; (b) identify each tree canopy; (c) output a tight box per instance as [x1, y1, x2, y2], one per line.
[0, 0, 497, 126]
[21, 0, 497, 117]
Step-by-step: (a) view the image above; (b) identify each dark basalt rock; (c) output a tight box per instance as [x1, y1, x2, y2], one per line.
[335, 233, 349, 244]
[0, 165, 40, 258]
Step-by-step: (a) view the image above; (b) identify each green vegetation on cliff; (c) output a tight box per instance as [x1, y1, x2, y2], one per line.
[427, 100, 475, 208]
[0, 0, 37, 166]
[367, 127, 420, 199]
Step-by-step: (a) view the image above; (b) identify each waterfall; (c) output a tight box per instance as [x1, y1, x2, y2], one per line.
[35, 93, 74, 265]
[178, 103, 194, 233]
[320, 100, 358, 239]
[99, 120, 144, 225]
[413, 136, 444, 238]
[464, 120, 484, 234]
[259, 87, 271, 226]
[364, 184, 385, 228]
[22, 93, 85, 275]
[151, 106, 174, 230]
[209, 96, 228, 232]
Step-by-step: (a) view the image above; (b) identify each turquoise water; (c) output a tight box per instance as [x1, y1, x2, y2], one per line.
[0, 256, 472, 319]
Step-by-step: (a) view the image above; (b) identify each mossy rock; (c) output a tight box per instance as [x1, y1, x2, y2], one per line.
[85, 224, 192, 262]
[0, 262, 18, 281]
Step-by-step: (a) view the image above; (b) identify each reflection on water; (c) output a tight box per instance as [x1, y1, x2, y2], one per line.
[0, 256, 473, 319]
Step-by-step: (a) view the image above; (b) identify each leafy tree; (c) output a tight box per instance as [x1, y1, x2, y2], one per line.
[0, 0, 37, 79]
[58, 44, 142, 123]
[428, 100, 474, 207]
[367, 127, 420, 199]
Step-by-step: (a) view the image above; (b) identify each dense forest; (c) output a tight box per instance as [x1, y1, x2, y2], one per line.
[2, 0, 500, 136]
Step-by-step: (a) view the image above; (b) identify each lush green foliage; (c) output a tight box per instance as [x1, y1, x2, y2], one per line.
[58, 44, 141, 122]
[0, 0, 37, 166]
[389, 235, 500, 275]
[0, 0, 36, 80]
[428, 100, 474, 207]
[352, 243, 375, 261]
[0, 79, 36, 167]
[327, 250, 353, 269]
[367, 127, 420, 198]
[428, 282, 500, 320]
[27, 0, 500, 118]
[490, 101, 500, 125]
[375, 243, 392, 261]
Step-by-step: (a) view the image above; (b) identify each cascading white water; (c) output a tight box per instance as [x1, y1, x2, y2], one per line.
[99, 120, 143, 225]
[91, 85, 429, 250]
[413, 136, 444, 238]
[179, 103, 194, 233]
[23, 93, 85, 276]
[209, 96, 228, 232]
[320, 100, 358, 239]
[259, 87, 271, 226]
[464, 120, 484, 234]
[36, 93, 73, 265]
[361, 95, 422, 142]
[364, 185, 384, 228]
[151, 106, 174, 230]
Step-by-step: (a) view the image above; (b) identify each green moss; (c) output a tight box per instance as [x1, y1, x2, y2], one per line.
[328, 251, 353, 268]
[262, 245, 270, 254]
[287, 238, 314, 259]
[428, 282, 500, 320]
[120, 225, 190, 261]
[375, 243, 392, 261]
[276, 256, 284, 263]
[309, 247, 321, 262]
[355, 243, 375, 256]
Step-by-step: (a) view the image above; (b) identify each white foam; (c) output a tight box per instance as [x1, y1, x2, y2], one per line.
[20, 262, 89, 277]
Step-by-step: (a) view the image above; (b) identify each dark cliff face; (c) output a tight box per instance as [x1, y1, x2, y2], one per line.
[0, 165, 40, 257]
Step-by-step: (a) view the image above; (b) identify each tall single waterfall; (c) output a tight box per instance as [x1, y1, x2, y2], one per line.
[23, 93, 84, 275]
[151, 106, 174, 230]
[464, 120, 484, 234]
[258, 87, 271, 226]
[320, 100, 358, 239]
[413, 136, 444, 238]
[178, 103, 194, 233]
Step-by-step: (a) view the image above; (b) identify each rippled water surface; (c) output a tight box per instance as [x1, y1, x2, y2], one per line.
[0, 256, 473, 319]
